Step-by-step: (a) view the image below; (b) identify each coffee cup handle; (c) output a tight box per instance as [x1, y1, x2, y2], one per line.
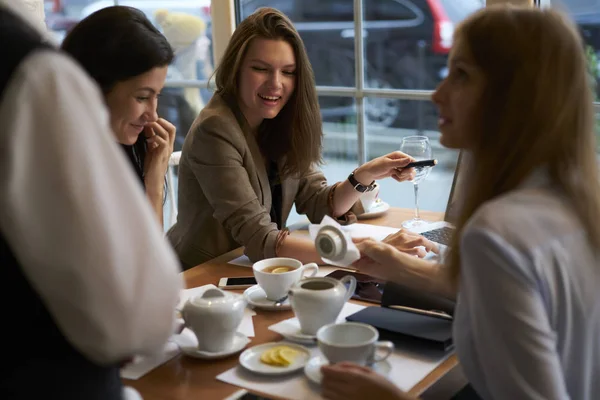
[372, 341, 395, 363]
[340, 275, 357, 303]
[301, 262, 319, 278]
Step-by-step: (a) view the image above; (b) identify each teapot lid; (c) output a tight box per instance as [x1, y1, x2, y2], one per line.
[190, 288, 242, 308]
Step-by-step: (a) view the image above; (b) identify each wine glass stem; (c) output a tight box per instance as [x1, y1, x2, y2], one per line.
[413, 183, 420, 220]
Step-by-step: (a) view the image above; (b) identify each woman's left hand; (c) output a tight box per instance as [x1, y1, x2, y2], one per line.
[353, 151, 416, 185]
[321, 362, 412, 400]
[143, 118, 176, 191]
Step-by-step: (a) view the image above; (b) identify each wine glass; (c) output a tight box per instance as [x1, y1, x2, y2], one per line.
[399, 135, 432, 229]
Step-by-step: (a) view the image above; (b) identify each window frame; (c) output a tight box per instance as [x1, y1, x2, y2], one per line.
[170, 0, 600, 163]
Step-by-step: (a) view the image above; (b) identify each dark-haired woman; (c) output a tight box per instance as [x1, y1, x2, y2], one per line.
[62, 6, 176, 226]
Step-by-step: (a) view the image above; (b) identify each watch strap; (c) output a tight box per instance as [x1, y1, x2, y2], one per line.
[348, 170, 376, 193]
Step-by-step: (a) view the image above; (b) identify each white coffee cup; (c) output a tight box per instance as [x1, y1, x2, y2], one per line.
[253, 257, 319, 301]
[316, 322, 394, 365]
[358, 182, 380, 213]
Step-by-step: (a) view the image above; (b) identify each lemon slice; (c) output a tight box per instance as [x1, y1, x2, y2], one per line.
[260, 350, 275, 365]
[271, 267, 290, 274]
[278, 348, 299, 364]
[260, 348, 285, 366]
[260, 349, 284, 366]
[260, 346, 299, 367]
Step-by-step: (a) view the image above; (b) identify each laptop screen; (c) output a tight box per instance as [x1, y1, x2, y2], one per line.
[443, 151, 468, 224]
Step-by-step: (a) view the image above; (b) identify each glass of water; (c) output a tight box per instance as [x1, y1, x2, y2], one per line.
[399, 135, 432, 229]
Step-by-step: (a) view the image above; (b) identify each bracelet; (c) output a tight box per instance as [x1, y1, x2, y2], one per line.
[347, 169, 376, 193]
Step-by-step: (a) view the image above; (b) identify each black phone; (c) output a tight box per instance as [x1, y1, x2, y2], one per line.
[405, 159, 437, 168]
[226, 390, 277, 400]
[325, 269, 386, 304]
[218, 276, 257, 290]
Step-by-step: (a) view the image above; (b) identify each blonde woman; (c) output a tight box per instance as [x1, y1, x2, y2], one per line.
[322, 6, 600, 400]
[167, 8, 427, 269]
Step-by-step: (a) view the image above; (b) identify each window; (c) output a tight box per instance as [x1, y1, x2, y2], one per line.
[235, 0, 482, 222]
[239, 0, 294, 19]
[44, 0, 214, 152]
[550, 1, 599, 95]
[301, 0, 354, 22]
[364, 0, 419, 21]
[550, 0, 600, 148]
[437, 0, 483, 22]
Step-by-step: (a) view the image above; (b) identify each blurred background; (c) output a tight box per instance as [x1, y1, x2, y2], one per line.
[43, 0, 600, 226]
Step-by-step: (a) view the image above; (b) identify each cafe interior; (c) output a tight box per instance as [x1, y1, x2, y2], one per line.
[5, 0, 600, 399]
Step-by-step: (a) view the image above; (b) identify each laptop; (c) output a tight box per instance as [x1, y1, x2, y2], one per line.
[409, 151, 466, 247]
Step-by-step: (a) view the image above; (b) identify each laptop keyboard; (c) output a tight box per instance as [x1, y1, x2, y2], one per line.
[421, 226, 454, 246]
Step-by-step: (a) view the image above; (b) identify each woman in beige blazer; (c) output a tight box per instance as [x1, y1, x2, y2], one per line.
[167, 8, 425, 270]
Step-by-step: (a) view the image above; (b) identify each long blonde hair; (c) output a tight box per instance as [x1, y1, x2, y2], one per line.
[213, 7, 322, 178]
[448, 6, 600, 282]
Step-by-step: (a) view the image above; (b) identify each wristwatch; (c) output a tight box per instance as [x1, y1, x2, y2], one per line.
[347, 170, 376, 193]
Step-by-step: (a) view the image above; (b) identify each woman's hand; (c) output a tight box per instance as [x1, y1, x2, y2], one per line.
[353, 237, 453, 299]
[353, 229, 438, 259]
[382, 229, 439, 257]
[351, 238, 426, 282]
[353, 151, 416, 185]
[143, 118, 176, 193]
[321, 362, 413, 400]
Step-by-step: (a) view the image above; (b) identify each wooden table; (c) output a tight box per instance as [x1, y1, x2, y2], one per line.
[123, 208, 466, 399]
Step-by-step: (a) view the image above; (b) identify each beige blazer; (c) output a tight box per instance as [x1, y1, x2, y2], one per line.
[167, 93, 335, 269]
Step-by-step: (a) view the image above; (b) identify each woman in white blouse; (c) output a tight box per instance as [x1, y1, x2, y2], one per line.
[321, 5, 600, 400]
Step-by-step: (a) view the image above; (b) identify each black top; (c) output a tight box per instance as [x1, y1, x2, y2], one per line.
[268, 160, 283, 229]
[121, 134, 147, 188]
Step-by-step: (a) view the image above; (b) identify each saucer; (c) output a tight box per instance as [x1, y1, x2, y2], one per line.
[268, 318, 317, 344]
[357, 200, 390, 220]
[174, 329, 250, 359]
[243, 285, 292, 311]
[239, 342, 311, 376]
[304, 355, 392, 385]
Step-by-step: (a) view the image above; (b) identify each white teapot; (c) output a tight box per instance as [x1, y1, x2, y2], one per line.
[288, 276, 357, 335]
[181, 287, 247, 352]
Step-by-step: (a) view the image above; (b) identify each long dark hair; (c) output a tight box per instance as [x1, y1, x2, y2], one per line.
[61, 6, 174, 186]
[214, 7, 323, 178]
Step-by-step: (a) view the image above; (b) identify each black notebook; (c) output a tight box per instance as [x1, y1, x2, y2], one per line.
[346, 306, 454, 352]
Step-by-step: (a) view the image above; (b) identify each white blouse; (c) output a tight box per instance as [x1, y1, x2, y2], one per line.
[454, 172, 600, 399]
[0, 37, 182, 363]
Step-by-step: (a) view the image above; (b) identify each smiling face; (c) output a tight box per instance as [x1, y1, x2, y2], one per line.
[104, 66, 168, 145]
[432, 39, 485, 150]
[237, 38, 297, 131]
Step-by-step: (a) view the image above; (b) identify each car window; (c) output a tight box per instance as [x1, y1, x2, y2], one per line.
[300, 0, 353, 22]
[555, 0, 600, 15]
[364, 0, 419, 21]
[239, 0, 296, 19]
[437, 0, 482, 23]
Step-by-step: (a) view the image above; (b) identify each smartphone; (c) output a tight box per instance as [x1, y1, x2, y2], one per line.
[405, 159, 437, 168]
[325, 269, 386, 304]
[225, 389, 276, 400]
[218, 276, 257, 290]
